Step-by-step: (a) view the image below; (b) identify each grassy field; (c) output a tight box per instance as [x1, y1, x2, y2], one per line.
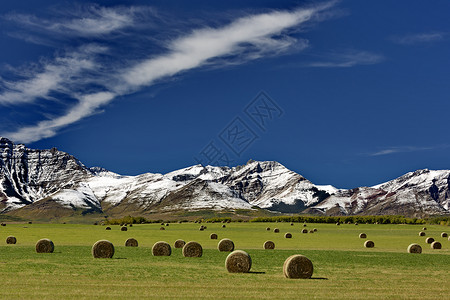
[0, 222, 448, 299]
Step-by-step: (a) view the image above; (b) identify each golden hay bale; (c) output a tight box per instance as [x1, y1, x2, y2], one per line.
[121, 226, 127, 231]
[125, 238, 138, 247]
[6, 236, 16, 244]
[174, 239, 186, 248]
[431, 241, 442, 249]
[364, 240, 375, 248]
[36, 239, 54, 253]
[441, 232, 448, 238]
[160, 227, 165, 230]
[419, 231, 425, 236]
[283, 254, 313, 279]
[225, 250, 252, 273]
[336, 222, 340, 226]
[152, 241, 171, 256]
[426, 237, 434, 244]
[285, 233, 292, 238]
[273, 228, 280, 233]
[359, 233, 367, 239]
[302, 229, 308, 234]
[92, 240, 114, 258]
[182, 241, 203, 257]
[407, 243, 422, 254]
[218, 238, 235, 252]
[422, 227, 427, 231]
[222, 225, 226, 228]
[105, 227, 111, 230]
[313, 228, 317, 232]
[210, 233, 218, 240]
[266, 227, 270, 231]
[264, 240, 275, 249]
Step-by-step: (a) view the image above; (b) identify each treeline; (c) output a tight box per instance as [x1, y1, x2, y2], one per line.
[250, 215, 428, 225]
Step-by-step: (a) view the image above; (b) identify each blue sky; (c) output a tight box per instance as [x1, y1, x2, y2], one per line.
[1, 0, 449, 189]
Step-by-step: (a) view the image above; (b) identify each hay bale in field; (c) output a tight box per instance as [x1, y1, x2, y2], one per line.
[160, 227, 165, 230]
[309, 230, 314, 233]
[222, 224, 226, 228]
[407, 243, 422, 254]
[426, 237, 434, 244]
[303, 224, 307, 227]
[161, 222, 165, 225]
[129, 224, 133, 227]
[431, 241, 441, 249]
[1, 223, 6, 226]
[121, 226, 127, 231]
[285, 233, 292, 238]
[199, 226, 204, 231]
[355, 223, 358, 226]
[210, 233, 218, 240]
[419, 231, 426, 236]
[125, 238, 138, 247]
[364, 240, 375, 248]
[359, 233, 367, 239]
[165, 223, 169, 226]
[336, 222, 340, 226]
[302, 229, 308, 234]
[290, 223, 294, 226]
[35, 239, 54, 253]
[182, 241, 203, 257]
[218, 238, 235, 252]
[174, 239, 186, 248]
[422, 227, 427, 231]
[6, 236, 16, 244]
[264, 240, 275, 249]
[313, 228, 317, 232]
[92, 240, 114, 258]
[441, 232, 448, 238]
[105, 227, 111, 230]
[204, 226, 207, 229]
[28, 221, 32, 224]
[266, 227, 270, 231]
[283, 254, 313, 279]
[273, 228, 280, 233]
[225, 250, 252, 273]
[152, 241, 172, 256]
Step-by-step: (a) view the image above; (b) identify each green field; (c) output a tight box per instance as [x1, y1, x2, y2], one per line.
[0, 222, 449, 299]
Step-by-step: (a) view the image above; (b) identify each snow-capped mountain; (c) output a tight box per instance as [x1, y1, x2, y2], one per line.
[0, 137, 449, 218]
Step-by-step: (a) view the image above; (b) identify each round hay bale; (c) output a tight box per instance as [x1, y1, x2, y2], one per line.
[359, 233, 367, 239]
[6, 236, 16, 244]
[290, 223, 294, 226]
[266, 227, 270, 231]
[302, 229, 308, 234]
[36, 239, 54, 253]
[309, 230, 314, 233]
[152, 241, 171, 256]
[165, 223, 169, 226]
[264, 240, 275, 249]
[273, 228, 279, 233]
[303, 224, 307, 227]
[182, 241, 203, 257]
[222, 224, 226, 228]
[28, 221, 32, 224]
[283, 254, 313, 279]
[431, 241, 442, 249]
[161, 222, 165, 225]
[285, 233, 292, 239]
[336, 222, 340, 226]
[174, 239, 186, 248]
[125, 238, 138, 247]
[121, 226, 127, 231]
[426, 237, 435, 244]
[105, 226, 111, 230]
[92, 240, 114, 258]
[419, 231, 426, 236]
[1, 223, 6, 226]
[160, 227, 165, 230]
[225, 250, 252, 273]
[422, 227, 427, 231]
[441, 232, 448, 238]
[129, 224, 133, 227]
[218, 238, 235, 252]
[210, 233, 218, 240]
[204, 226, 207, 229]
[364, 240, 375, 248]
[199, 226, 204, 231]
[407, 243, 422, 254]
[355, 223, 358, 226]
[313, 228, 317, 232]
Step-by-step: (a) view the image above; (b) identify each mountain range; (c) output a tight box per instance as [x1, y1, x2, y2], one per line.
[1, 137, 449, 219]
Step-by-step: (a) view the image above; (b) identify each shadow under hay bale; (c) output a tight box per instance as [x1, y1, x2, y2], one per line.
[174, 239, 186, 248]
[313, 228, 317, 232]
[407, 243, 422, 254]
[125, 238, 138, 247]
[210, 233, 218, 239]
[152, 241, 171, 256]
[182, 241, 203, 257]
[225, 250, 252, 273]
[6, 236, 16, 244]
[441, 232, 448, 238]
[364, 240, 375, 248]
[121, 226, 127, 231]
[273, 228, 279, 233]
[422, 227, 427, 231]
[218, 238, 234, 252]
[222, 225, 226, 228]
[302, 229, 308, 234]
[264, 240, 275, 249]
[283, 254, 313, 279]
[290, 223, 294, 226]
[199, 226, 205, 231]
[359, 233, 367, 239]
[92, 240, 114, 258]
[426, 237, 434, 244]
[266, 227, 270, 231]
[419, 231, 425, 236]
[285, 233, 292, 238]
[309, 230, 314, 233]
[36, 239, 54, 253]
[160, 227, 165, 230]
[431, 241, 442, 249]
[105, 227, 111, 230]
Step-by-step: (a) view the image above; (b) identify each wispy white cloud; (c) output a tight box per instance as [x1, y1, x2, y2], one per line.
[392, 32, 446, 45]
[368, 145, 445, 156]
[306, 50, 384, 68]
[1, 2, 337, 143]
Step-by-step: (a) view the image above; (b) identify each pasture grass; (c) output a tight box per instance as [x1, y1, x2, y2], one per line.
[0, 222, 448, 299]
